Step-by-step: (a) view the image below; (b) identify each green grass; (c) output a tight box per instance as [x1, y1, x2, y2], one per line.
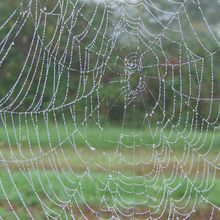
[0, 170, 220, 219]
[0, 123, 219, 153]
[0, 125, 219, 219]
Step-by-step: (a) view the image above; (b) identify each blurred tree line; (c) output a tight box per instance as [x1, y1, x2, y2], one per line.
[0, 0, 219, 128]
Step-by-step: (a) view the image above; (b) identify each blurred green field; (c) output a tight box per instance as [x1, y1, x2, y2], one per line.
[0, 123, 219, 152]
[0, 170, 220, 219]
[0, 126, 219, 219]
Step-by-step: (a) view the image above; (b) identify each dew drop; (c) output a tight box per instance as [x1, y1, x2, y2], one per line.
[90, 147, 95, 151]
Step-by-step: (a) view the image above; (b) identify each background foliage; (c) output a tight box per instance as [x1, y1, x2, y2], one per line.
[0, 0, 219, 128]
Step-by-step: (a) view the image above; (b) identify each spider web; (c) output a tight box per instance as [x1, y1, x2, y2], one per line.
[0, 0, 220, 219]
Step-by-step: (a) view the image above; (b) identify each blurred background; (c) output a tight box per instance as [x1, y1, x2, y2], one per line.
[0, 0, 220, 219]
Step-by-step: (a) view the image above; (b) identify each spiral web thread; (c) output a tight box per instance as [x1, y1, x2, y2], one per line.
[0, 0, 220, 219]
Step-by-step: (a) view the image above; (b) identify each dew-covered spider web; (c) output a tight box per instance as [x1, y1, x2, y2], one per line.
[0, 0, 220, 219]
